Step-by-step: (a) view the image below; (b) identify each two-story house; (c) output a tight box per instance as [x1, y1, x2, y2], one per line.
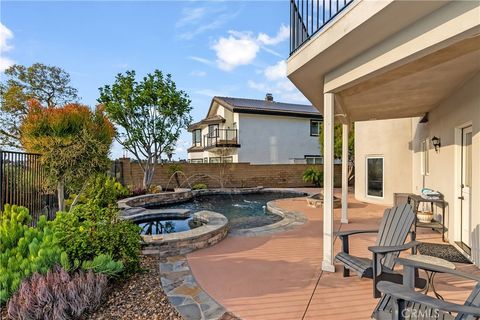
[287, 0, 479, 270]
[187, 94, 323, 164]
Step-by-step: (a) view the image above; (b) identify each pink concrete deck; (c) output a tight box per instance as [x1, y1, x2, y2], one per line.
[187, 191, 478, 320]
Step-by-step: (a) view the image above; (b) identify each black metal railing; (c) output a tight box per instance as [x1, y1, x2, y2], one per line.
[204, 129, 239, 148]
[290, 0, 354, 54]
[0, 150, 58, 225]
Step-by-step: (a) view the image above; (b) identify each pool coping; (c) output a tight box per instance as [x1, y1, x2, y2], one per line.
[119, 187, 311, 256]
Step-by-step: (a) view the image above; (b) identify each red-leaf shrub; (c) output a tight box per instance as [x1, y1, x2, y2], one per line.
[7, 266, 108, 319]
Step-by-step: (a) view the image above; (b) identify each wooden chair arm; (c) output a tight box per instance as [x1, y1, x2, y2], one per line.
[377, 281, 480, 317]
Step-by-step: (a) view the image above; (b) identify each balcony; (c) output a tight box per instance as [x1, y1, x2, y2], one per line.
[204, 129, 240, 150]
[290, 0, 354, 54]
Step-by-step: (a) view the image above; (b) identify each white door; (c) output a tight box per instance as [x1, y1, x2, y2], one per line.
[460, 126, 473, 247]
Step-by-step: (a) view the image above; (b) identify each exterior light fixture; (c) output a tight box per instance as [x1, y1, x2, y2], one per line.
[432, 136, 441, 152]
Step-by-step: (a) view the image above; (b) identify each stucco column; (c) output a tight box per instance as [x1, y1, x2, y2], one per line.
[341, 123, 349, 224]
[322, 93, 335, 272]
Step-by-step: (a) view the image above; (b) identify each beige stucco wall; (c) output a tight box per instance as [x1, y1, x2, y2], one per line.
[355, 73, 480, 265]
[415, 72, 480, 265]
[354, 118, 414, 205]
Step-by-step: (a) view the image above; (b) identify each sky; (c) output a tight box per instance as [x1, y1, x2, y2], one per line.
[0, 0, 309, 160]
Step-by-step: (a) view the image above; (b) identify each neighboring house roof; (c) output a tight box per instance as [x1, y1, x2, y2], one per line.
[211, 96, 322, 119]
[188, 115, 226, 132]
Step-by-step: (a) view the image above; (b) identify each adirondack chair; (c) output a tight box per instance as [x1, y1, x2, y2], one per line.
[335, 203, 425, 298]
[373, 258, 480, 320]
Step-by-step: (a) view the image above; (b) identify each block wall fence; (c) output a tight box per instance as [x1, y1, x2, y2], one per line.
[115, 158, 343, 189]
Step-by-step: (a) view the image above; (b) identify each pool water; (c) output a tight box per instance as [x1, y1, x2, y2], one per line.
[136, 216, 203, 235]
[156, 192, 304, 230]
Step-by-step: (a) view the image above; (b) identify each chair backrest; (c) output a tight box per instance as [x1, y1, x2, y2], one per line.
[375, 203, 415, 270]
[457, 283, 480, 320]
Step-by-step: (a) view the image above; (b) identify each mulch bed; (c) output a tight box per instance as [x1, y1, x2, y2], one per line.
[1, 255, 241, 320]
[86, 255, 183, 320]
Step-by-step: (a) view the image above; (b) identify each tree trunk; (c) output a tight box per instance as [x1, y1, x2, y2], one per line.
[143, 165, 155, 190]
[57, 180, 65, 212]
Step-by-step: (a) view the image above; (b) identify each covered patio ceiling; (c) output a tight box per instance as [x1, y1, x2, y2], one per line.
[337, 35, 480, 122]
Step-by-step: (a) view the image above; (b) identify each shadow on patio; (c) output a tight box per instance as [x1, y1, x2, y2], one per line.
[187, 191, 478, 320]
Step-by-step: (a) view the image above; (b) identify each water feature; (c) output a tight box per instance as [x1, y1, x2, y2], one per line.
[152, 191, 305, 230]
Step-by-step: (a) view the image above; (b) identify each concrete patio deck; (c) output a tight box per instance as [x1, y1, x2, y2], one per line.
[187, 190, 479, 320]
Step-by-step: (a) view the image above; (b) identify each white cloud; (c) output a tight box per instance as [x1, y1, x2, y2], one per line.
[176, 7, 206, 28]
[211, 24, 290, 71]
[0, 57, 15, 72]
[189, 56, 213, 66]
[257, 24, 289, 46]
[195, 88, 227, 97]
[0, 23, 15, 71]
[247, 79, 307, 104]
[176, 6, 240, 40]
[212, 31, 259, 71]
[190, 70, 207, 77]
[264, 60, 286, 81]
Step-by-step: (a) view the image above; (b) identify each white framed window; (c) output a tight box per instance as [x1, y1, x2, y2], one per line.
[209, 157, 221, 163]
[420, 139, 429, 176]
[222, 156, 233, 163]
[305, 155, 323, 164]
[310, 120, 321, 136]
[190, 159, 203, 164]
[192, 129, 202, 147]
[366, 156, 384, 198]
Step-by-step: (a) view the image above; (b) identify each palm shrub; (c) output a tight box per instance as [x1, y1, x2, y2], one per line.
[302, 168, 323, 187]
[7, 266, 108, 319]
[0, 205, 65, 304]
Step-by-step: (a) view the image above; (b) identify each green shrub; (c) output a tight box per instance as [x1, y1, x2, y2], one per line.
[81, 254, 124, 277]
[302, 168, 323, 187]
[66, 174, 130, 210]
[192, 183, 207, 190]
[52, 203, 141, 276]
[0, 205, 65, 304]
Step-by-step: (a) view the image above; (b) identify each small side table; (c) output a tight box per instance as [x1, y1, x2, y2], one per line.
[403, 254, 456, 300]
[407, 195, 447, 242]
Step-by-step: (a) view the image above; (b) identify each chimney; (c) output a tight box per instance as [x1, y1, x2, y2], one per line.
[265, 93, 273, 102]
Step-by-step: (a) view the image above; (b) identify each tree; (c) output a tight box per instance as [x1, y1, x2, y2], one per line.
[98, 70, 192, 190]
[319, 123, 355, 182]
[20, 101, 114, 211]
[0, 63, 79, 148]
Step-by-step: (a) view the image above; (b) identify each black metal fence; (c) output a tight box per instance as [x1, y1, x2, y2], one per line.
[0, 150, 58, 225]
[290, 0, 354, 54]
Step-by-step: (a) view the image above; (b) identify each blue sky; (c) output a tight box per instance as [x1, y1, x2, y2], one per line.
[1, 1, 308, 159]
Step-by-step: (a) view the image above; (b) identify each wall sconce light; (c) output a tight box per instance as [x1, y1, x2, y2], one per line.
[432, 136, 441, 152]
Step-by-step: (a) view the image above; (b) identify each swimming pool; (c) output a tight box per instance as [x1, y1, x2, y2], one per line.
[152, 191, 305, 230]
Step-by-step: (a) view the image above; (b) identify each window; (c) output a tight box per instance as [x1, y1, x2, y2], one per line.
[420, 139, 429, 176]
[204, 157, 208, 163]
[209, 157, 221, 163]
[192, 129, 202, 147]
[310, 120, 321, 136]
[208, 124, 219, 137]
[190, 159, 203, 164]
[223, 156, 233, 163]
[366, 156, 384, 198]
[305, 156, 323, 164]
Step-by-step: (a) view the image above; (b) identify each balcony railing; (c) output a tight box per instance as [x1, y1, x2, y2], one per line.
[204, 129, 239, 149]
[290, 0, 354, 54]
